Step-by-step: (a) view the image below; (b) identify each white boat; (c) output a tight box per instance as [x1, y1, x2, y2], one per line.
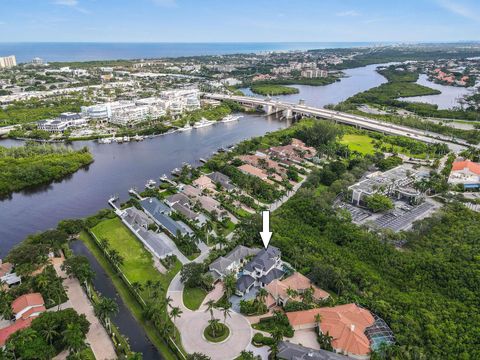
[123, 136, 131, 142]
[98, 137, 113, 144]
[145, 179, 157, 189]
[221, 115, 242, 123]
[133, 134, 144, 141]
[193, 118, 215, 129]
[179, 124, 193, 132]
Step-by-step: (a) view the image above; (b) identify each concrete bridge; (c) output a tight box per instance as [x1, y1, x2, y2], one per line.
[204, 93, 471, 152]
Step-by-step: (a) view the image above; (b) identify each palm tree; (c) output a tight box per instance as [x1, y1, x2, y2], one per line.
[208, 318, 220, 338]
[221, 304, 231, 324]
[217, 234, 228, 250]
[285, 286, 298, 300]
[109, 249, 124, 270]
[170, 306, 183, 339]
[204, 299, 215, 321]
[94, 296, 119, 333]
[314, 313, 322, 331]
[131, 281, 144, 294]
[100, 237, 110, 251]
[40, 317, 59, 347]
[62, 323, 85, 355]
[256, 288, 268, 304]
[270, 327, 284, 358]
[223, 273, 236, 299]
[204, 221, 214, 246]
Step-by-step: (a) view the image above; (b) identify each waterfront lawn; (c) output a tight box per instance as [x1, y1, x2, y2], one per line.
[79, 229, 181, 360]
[183, 286, 208, 310]
[91, 218, 164, 286]
[90, 217, 181, 295]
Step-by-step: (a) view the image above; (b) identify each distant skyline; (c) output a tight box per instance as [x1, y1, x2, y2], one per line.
[1, 0, 480, 43]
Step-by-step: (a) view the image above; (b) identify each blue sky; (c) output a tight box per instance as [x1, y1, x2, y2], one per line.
[1, 0, 479, 42]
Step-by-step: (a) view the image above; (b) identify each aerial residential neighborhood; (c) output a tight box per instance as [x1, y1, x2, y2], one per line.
[1, 1, 480, 360]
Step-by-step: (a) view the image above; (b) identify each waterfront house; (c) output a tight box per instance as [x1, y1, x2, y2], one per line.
[122, 207, 153, 230]
[266, 272, 330, 307]
[236, 246, 284, 296]
[1, 293, 45, 348]
[0, 260, 21, 289]
[238, 164, 278, 184]
[140, 198, 190, 237]
[193, 175, 215, 191]
[206, 171, 235, 191]
[208, 245, 260, 281]
[181, 184, 203, 198]
[165, 193, 191, 208]
[286, 304, 377, 360]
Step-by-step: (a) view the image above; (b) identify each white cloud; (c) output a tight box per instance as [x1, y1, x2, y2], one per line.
[151, 0, 177, 7]
[52, 0, 89, 14]
[436, 0, 480, 22]
[336, 10, 360, 17]
[53, 0, 78, 6]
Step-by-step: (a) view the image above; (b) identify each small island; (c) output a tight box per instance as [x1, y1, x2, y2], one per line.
[0, 142, 93, 197]
[250, 83, 299, 96]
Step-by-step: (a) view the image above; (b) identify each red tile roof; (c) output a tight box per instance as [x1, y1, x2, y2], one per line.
[11, 293, 44, 315]
[0, 318, 34, 347]
[452, 159, 480, 175]
[286, 304, 375, 357]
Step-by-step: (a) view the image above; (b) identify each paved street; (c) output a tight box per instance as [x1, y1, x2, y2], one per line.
[54, 261, 117, 360]
[167, 273, 253, 360]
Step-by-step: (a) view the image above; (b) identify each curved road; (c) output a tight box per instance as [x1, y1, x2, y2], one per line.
[167, 273, 252, 360]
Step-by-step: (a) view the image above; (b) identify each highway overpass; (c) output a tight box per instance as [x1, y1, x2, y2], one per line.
[203, 93, 470, 152]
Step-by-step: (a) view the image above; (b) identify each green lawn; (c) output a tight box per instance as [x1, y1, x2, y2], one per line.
[91, 218, 165, 288]
[340, 133, 430, 159]
[183, 286, 208, 310]
[79, 346, 96, 360]
[340, 134, 376, 155]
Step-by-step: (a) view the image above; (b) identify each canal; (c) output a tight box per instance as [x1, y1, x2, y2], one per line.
[70, 239, 162, 359]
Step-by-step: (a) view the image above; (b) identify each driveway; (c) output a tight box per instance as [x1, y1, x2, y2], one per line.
[167, 273, 253, 360]
[289, 328, 320, 350]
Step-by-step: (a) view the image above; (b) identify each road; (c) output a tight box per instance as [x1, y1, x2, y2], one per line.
[203, 93, 470, 152]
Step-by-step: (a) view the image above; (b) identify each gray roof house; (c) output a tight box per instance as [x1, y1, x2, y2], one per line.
[278, 341, 354, 360]
[140, 197, 171, 216]
[165, 193, 191, 208]
[118, 207, 173, 260]
[207, 171, 235, 191]
[141, 198, 189, 237]
[209, 245, 260, 280]
[122, 207, 153, 229]
[236, 246, 284, 295]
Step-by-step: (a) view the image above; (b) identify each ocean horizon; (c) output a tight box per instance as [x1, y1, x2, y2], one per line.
[0, 41, 393, 63]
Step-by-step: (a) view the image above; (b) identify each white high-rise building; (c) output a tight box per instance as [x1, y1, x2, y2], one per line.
[0, 55, 17, 69]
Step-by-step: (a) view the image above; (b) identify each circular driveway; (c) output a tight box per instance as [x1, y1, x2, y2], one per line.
[168, 273, 253, 360]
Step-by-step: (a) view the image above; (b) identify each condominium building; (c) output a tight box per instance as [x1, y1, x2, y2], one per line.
[37, 112, 88, 132]
[0, 55, 16, 69]
[301, 68, 328, 78]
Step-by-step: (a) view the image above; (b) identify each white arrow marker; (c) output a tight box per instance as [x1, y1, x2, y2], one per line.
[260, 210, 272, 249]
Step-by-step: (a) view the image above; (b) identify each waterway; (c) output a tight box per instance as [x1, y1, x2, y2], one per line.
[0, 62, 393, 256]
[239, 63, 390, 108]
[398, 74, 475, 109]
[70, 240, 162, 359]
[0, 114, 291, 256]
